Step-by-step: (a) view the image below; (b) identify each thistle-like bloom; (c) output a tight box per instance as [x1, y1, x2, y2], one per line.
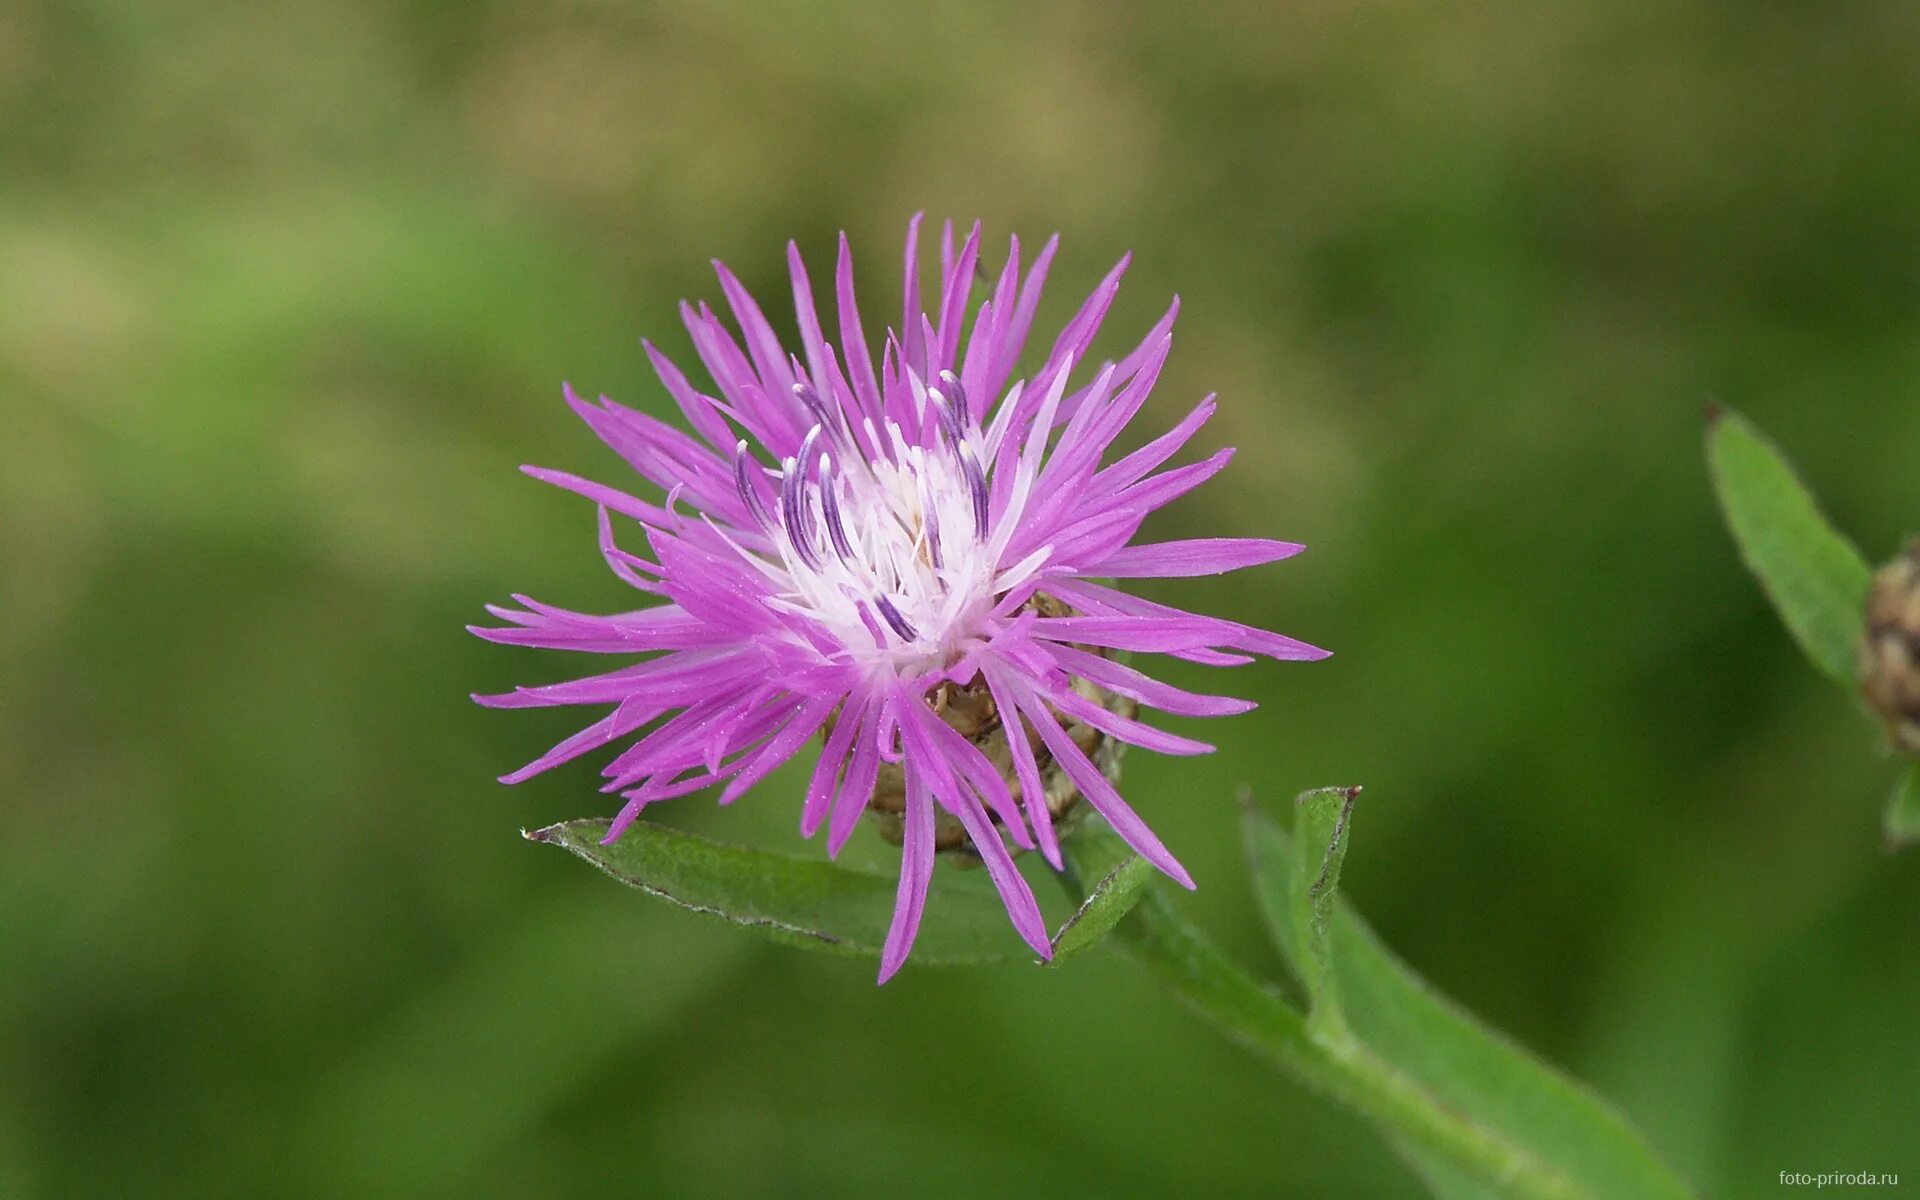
[474, 218, 1326, 980]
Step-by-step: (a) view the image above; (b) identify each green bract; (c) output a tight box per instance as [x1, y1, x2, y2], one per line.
[1704, 406, 1919, 846]
[1705, 407, 1871, 686]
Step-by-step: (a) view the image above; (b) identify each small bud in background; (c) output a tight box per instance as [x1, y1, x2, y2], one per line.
[1861, 540, 1920, 757]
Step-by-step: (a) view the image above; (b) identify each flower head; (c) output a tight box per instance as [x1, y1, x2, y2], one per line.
[474, 218, 1326, 980]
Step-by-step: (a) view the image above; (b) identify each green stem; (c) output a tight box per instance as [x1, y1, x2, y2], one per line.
[1114, 886, 1590, 1200]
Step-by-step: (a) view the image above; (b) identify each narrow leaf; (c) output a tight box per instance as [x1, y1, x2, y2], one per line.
[528, 819, 1031, 966]
[1887, 765, 1920, 850]
[1051, 828, 1152, 958]
[1393, 1144, 1505, 1200]
[1706, 406, 1872, 685]
[1291, 786, 1360, 1024]
[1245, 797, 1692, 1200]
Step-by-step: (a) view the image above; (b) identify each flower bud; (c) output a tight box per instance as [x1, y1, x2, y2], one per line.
[1861, 540, 1920, 757]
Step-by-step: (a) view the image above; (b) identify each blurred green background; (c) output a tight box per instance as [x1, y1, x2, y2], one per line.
[4, 2, 1918, 1196]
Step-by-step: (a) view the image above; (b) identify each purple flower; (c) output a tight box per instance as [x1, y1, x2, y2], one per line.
[474, 218, 1326, 981]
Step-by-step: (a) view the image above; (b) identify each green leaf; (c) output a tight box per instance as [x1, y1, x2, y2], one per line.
[1050, 826, 1151, 958]
[1886, 765, 1920, 850]
[1290, 786, 1360, 1026]
[528, 818, 1032, 966]
[1392, 1145, 1504, 1200]
[1706, 406, 1873, 685]
[1244, 795, 1692, 1200]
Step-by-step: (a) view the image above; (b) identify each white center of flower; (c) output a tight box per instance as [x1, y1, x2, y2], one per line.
[730, 374, 1046, 677]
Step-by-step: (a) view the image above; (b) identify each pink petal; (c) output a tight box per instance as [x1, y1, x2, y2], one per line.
[1091, 538, 1305, 579]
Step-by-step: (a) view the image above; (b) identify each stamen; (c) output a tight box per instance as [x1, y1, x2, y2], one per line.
[959, 444, 989, 537]
[818, 455, 858, 563]
[936, 370, 970, 429]
[848, 593, 890, 650]
[778, 461, 818, 569]
[732, 439, 776, 531]
[791, 381, 839, 442]
[875, 595, 919, 641]
[780, 426, 827, 570]
[795, 423, 825, 478]
[918, 471, 943, 569]
[927, 386, 967, 451]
